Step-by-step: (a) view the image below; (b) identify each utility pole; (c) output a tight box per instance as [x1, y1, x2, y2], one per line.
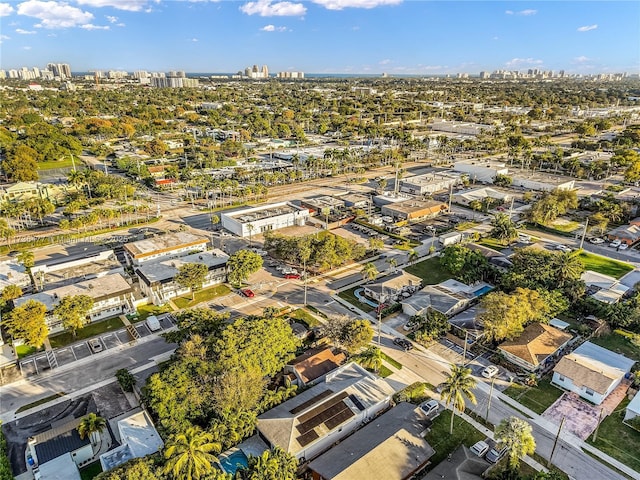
[462, 330, 469, 364]
[485, 375, 496, 423]
[508, 196, 515, 220]
[448, 183, 453, 212]
[548, 416, 565, 468]
[303, 257, 308, 306]
[579, 218, 589, 250]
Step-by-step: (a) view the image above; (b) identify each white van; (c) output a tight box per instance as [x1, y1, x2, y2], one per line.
[146, 315, 161, 332]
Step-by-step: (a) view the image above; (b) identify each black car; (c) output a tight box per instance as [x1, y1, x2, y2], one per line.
[393, 338, 413, 351]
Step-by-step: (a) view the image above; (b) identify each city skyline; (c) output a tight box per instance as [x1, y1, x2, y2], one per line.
[0, 1, 639, 74]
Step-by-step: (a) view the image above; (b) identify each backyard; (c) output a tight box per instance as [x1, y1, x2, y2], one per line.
[49, 317, 125, 349]
[337, 286, 375, 313]
[578, 252, 634, 279]
[405, 256, 452, 285]
[135, 303, 174, 322]
[590, 331, 640, 361]
[587, 397, 640, 473]
[503, 377, 564, 415]
[172, 284, 231, 309]
[424, 410, 486, 468]
[288, 308, 322, 328]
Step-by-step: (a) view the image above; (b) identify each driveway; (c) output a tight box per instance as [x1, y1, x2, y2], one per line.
[542, 392, 600, 440]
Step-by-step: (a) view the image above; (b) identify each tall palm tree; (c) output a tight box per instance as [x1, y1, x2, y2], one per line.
[441, 364, 477, 434]
[77, 413, 106, 451]
[494, 416, 536, 471]
[354, 346, 383, 373]
[408, 250, 419, 265]
[163, 426, 221, 480]
[361, 262, 378, 282]
[554, 250, 584, 285]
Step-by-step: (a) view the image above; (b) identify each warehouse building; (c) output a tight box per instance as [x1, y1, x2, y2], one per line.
[399, 172, 461, 196]
[453, 161, 509, 184]
[510, 172, 575, 191]
[221, 202, 310, 237]
[381, 199, 448, 221]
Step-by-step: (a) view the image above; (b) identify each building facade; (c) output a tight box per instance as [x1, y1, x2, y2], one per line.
[221, 202, 310, 237]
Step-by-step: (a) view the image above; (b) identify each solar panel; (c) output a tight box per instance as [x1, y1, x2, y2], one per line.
[297, 391, 349, 424]
[325, 408, 355, 430]
[296, 400, 350, 435]
[348, 394, 366, 411]
[289, 389, 333, 415]
[296, 430, 319, 447]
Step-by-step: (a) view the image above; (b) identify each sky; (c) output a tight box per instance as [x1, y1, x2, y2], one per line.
[0, 0, 638, 75]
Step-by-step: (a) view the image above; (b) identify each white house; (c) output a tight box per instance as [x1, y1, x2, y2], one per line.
[221, 202, 310, 237]
[553, 341, 635, 405]
[453, 161, 508, 184]
[625, 392, 640, 423]
[582, 270, 630, 304]
[123, 231, 208, 266]
[363, 271, 422, 303]
[257, 362, 394, 462]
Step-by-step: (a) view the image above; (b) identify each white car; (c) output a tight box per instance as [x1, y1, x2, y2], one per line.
[481, 365, 499, 378]
[589, 237, 605, 245]
[609, 239, 622, 248]
[89, 338, 103, 353]
[619, 243, 629, 250]
[556, 244, 572, 253]
[517, 234, 531, 243]
[419, 399, 440, 418]
[470, 441, 490, 457]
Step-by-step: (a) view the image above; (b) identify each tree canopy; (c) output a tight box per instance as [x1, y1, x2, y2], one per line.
[227, 250, 263, 286]
[175, 263, 209, 300]
[53, 294, 94, 336]
[5, 299, 48, 348]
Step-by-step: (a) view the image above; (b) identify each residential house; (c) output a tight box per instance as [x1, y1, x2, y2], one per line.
[624, 392, 640, 423]
[582, 270, 629, 304]
[284, 347, 346, 387]
[0, 181, 64, 204]
[607, 218, 640, 245]
[14, 273, 135, 334]
[362, 271, 422, 303]
[401, 279, 480, 318]
[423, 445, 490, 480]
[31, 250, 123, 291]
[34, 453, 81, 480]
[257, 362, 394, 462]
[308, 402, 435, 480]
[135, 250, 228, 305]
[100, 409, 164, 472]
[553, 341, 635, 405]
[467, 243, 513, 270]
[29, 417, 93, 477]
[498, 323, 573, 372]
[123, 231, 208, 266]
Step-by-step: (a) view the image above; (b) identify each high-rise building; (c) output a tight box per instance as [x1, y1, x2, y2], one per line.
[46, 63, 71, 79]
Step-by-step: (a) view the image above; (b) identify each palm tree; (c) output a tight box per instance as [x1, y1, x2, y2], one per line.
[494, 416, 536, 471]
[163, 426, 221, 480]
[554, 250, 584, 285]
[408, 249, 419, 265]
[441, 364, 477, 434]
[77, 413, 106, 452]
[386, 257, 398, 272]
[355, 346, 383, 373]
[361, 262, 378, 282]
[247, 223, 255, 247]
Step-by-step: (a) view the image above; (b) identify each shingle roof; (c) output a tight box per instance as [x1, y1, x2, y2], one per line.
[289, 348, 345, 384]
[499, 323, 572, 368]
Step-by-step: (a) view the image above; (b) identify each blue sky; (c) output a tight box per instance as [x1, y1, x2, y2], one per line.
[1, 1, 638, 74]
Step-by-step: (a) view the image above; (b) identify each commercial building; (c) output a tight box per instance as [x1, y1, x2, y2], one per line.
[300, 197, 346, 215]
[123, 232, 208, 266]
[453, 161, 509, 184]
[308, 402, 435, 480]
[553, 341, 635, 405]
[135, 250, 228, 305]
[399, 172, 461, 195]
[257, 362, 394, 461]
[380, 199, 448, 222]
[0, 259, 30, 291]
[453, 187, 512, 207]
[430, 120, 493, 136]
[221, 202, 310, 237]
[510, 172, 575, 192]
[14, 273, 135, 333]
[498, 323, 572, 372]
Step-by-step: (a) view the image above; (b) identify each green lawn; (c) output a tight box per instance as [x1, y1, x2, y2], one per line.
[173, 284, 231, 309]
[503, 378, 563, 414]
[590, 332, 640, 361]
[16, 392, 66, 413]
[381, 352, 402, 369]
[37, 158, 75, 170]
[80, 461, 103, 480]
[547, 219, 581, 233]
[49, 317, 125, 349]
[405, 257, 452, 285]
[337, 286, 375, 313]
[288, 308, 322, 328]
[15, 345, 37, 358]
[587, 397, 640, 473]
[476, 237, 509, 251]
[135, 303, 173, 322]
[424, 410, 486, 468]
[578, 252, 634, 279]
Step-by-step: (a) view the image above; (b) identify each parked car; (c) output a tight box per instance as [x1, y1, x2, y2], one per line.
[485, 446, 507, 463]
[517, 234, 531, 243]
[609, 239, 622, 248]
[619, 243, 629, 250]
[470, 441, 490, 457]
[393, 338, 413, 351]
[556, 244, 572, 253]
[89, 338, 103, 353]
[482, 365, 499, 379]
[146, 315, 161, 332]
[419, 399, 440, 418]
[284, 273, 301, 279]
[403, 319, 419, 331]
[241, 289, 255, 298]
[589, 237, 605, 245]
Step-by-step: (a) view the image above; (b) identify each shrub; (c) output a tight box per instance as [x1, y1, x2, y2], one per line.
[116, 368, 136, 393]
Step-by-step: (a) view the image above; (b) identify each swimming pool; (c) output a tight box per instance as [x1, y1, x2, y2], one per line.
[473, 285, 493, 297]
[219, 450, 249, 474]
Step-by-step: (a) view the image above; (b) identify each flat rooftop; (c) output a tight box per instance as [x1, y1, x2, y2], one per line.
[226, 202, 307, 223]
[124, 232, 208, 258]
[511, 171, 576, 183]
[0, 259, 29, 289]
[401, 172, 460, 185]
[383, 199, 447, 214]
[136, 250, 228, 285]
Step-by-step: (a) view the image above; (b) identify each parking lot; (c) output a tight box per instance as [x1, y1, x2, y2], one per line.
[19, 314, 175, 376]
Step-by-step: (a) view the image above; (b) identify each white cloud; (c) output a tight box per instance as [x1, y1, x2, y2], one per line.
[379, 58, 391, 65]
[75, 0, 148, 12]
[240, 0, 306, 17]
[311, 0, 401, 10]
[577, 24, 597, 32]
[80, 23, 109, 30]
[505, 9, 536, 16]
[505, 57, 543, 67]
[573, 56, 591, 63]
[116, 22, 125, 26]
[16, 28, 37, 34]
[261, 24, 286, 31]
[23, 45, 32, 49]
[0, 3, 14, 16]
[0, 34, 10, 41]
[106, 15, 117, 23]
[17, 0, 94, 28]
[191, 37, 198, 41]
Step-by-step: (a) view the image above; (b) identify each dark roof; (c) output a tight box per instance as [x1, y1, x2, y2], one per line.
[423, 445, 489, 480]
[34, 427, 91, 464]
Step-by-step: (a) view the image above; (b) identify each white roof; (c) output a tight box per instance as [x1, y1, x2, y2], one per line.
[118, 410, 164, 458]
[549, 318, 570, 330]
[568, 341, 635, 379]
[627, 392, 640, 417]
[37, 453, 81, 480]
[0, 260, 30, 289]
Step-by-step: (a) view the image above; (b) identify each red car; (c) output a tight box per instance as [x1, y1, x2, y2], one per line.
[241, 289, 255, 298]
[284, 273, 301, 279]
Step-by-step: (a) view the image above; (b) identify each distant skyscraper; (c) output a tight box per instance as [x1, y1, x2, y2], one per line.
[261, 65, 269, 77]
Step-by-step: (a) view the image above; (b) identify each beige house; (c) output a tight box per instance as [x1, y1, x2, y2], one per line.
[498, 323, 572, 372]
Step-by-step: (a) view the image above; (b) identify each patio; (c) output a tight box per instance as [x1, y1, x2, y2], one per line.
[542, 392, 602, 440]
